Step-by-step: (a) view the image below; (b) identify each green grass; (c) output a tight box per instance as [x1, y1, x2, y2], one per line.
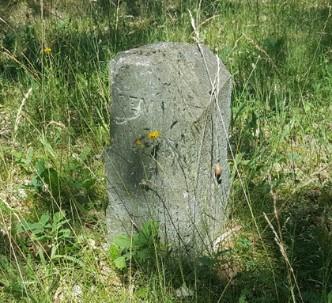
[0, 0, 331, 302]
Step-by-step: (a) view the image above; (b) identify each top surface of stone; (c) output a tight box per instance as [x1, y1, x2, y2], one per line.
[111, 42, 231, 88]
[109, 42, 231, 139]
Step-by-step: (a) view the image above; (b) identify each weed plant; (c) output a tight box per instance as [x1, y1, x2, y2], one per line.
[0, 0, 331, 302]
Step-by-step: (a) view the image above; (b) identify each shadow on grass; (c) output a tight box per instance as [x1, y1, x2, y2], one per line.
[121, 180, 332, 302]
[228, 2, 331, 109]
[229, 180, 332, 303]
[282, 183, 332, 302]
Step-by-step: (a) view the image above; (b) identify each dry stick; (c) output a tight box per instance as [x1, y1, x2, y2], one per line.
[188, 10, 281, 301]
[267, 175, 304, 303]
[263, 212, 303, 303]
[13, 87, 32, 142]
[0, 16, 8, 25]
[189, 10, 253, 234]
[189, 10, 229, 250]
[213, 57, 280, 301]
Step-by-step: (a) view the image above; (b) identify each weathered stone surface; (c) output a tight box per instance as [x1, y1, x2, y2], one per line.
[105, 42, 231, 251]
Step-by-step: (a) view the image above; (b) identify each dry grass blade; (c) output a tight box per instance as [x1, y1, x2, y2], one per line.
[263, 212, 304, 303]
[13, 87, 32, 141]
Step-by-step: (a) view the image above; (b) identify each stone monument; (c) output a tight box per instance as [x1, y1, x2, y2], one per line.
[105, 42, 231, 251]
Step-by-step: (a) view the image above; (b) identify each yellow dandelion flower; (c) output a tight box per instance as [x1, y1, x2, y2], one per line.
[43, 47, 52, 55]
[147, 130, 160, 140]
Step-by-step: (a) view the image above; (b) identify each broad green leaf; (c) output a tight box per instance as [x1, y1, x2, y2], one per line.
[38, 213, 50, 226]
[113, 256, 127, 270]
[35, 159, 46, 176]
[108, 244, 121, 260]
[112, 235, 131, 251]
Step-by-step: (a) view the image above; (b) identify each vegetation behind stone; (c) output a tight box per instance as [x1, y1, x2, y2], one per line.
[0, 1, 331, 302]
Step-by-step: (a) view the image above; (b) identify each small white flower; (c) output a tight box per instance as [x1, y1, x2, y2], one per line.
[175, 283, 194, 298]
[17, 188, 27, 200]
[72, 284, 83, 301]
[101, 242, 109, 251]
[87, 238, 97, 250]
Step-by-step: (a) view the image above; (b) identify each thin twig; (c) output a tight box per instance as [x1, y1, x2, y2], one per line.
[188, 12, 281, 301]
[267, 173, 304, 303]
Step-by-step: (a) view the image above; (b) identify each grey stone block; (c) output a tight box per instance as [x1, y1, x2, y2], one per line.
[105, 42, 232, 251]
